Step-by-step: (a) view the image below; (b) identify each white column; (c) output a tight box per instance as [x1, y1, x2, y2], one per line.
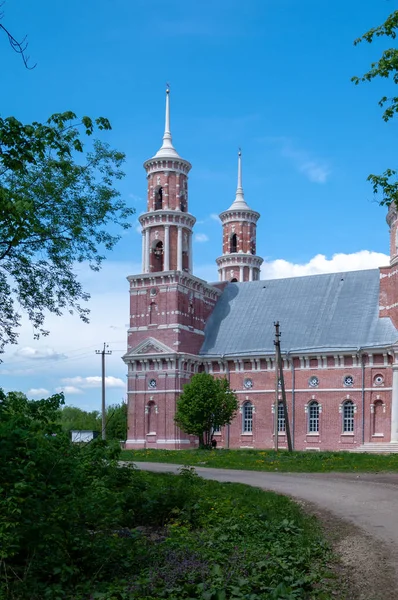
[239, 265, 244, 281]
[141, 231, 146, 273]
[218, 269, 222, 281]
[177, 226, 183, 271]
[145, 228, 150, 273]
[188, 231, 193, 273]
[164, 225, 170, 271]
[249, 266, 253, 281]
[391, 356, 398, 441]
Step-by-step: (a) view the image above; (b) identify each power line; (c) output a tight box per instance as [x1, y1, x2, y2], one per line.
[95, 343, 112, 440]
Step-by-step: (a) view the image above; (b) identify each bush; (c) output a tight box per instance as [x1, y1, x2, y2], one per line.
[0, 390, 333, 599]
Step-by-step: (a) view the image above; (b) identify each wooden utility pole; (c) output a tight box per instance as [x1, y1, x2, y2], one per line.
[95, 343, 112, 440]
[274, 340, 279, 451]
[274, 322, 293, 452]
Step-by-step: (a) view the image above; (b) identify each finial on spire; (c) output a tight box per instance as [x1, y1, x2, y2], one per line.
[153, 84, 180, 159]
[227, 147, 250, 210]
[237, 148, 243, 193]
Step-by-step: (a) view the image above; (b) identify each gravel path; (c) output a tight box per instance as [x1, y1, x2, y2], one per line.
[133, 462, 398, 600]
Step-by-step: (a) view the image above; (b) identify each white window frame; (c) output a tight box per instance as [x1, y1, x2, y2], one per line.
[277, 402, 285, 433]
[343, 400, 354, 433]
[308, 401, 319, 433]
[242, 402, 253, 433]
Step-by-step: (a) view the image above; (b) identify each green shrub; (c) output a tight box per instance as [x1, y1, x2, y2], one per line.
[0, 390, 333, 599]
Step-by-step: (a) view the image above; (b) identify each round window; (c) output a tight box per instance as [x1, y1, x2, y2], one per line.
[374, 374, 384, 386]
[309, 376, 319, 388]
[344, 375, 354, 387]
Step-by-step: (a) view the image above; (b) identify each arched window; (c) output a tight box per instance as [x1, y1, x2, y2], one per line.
[154, 187, 163, 210]
[230, 277, 238, 283]
[308, 401, 319, 433]
[152, 241, 164, 271]
[230, 233, 237, 253]
[278, 402, 285, 433]
[343, 400, 354, 433]
[242, 402, 253, 433]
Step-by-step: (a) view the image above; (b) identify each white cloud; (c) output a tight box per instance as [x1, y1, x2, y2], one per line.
[261, 250, 389, 280]
[210, 213, 221, 223]
[61, 375, 125, 389]
[266, 136, 331, 184]
[55, 385, 83, 395]
[28, 388, 49, 397]
[15, 346, 67, 360]
[194, 233, 209, 243]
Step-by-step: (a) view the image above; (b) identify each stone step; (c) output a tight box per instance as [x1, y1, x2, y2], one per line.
[354, 443, 398, 454]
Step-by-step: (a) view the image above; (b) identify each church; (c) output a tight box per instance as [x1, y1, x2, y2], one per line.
[123, 89, 398, 452]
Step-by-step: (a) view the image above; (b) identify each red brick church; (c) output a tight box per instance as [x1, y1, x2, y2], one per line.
[123, 89, 398, 452]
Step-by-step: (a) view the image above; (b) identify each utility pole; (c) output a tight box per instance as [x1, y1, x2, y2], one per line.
[95, 343, 112, 440]
[274, 322, 293, 452]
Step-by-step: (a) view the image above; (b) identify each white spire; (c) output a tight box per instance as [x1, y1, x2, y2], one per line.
[228, 148, 250, 210]
[153, 85, 181, 159]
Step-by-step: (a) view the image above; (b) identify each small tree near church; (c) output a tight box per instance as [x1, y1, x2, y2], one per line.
[174, 372, 238, 449]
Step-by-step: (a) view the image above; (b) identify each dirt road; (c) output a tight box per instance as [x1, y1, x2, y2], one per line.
[133, 462, 398, 599]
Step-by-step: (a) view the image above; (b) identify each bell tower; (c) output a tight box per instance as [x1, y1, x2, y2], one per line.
[140, 86, 195, 274]
[123, 87, 222, 450]
[216, 150, 263, 282]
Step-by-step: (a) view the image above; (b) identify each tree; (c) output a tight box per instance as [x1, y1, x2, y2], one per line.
[174, 372, 238, 448]
[106, 402, 127, 441]
[352, 10, 398, 206]
[0, 112, 134, 355]
[57, 403, 127, 441]
[58, 405, 101, 433]
[0, 388, 138, 598]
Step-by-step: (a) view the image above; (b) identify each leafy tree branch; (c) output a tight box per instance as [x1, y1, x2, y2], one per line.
[352, 10, 398, 207]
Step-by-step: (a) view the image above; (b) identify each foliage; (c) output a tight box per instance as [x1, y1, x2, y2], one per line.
[122, 447, 398, 473]
[352, 10, 398, 206]
[0, 389, 335, 599]
[56, 402, 127, 440]
[0, 112, 134, 355]
[174, 373, 238, 448]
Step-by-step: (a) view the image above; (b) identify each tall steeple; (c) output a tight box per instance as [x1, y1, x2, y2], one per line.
[140, 87, 195, 274]
[216, 149, 263, 282]
[153, 86, 181, 159]
[228, 150, 249, 210]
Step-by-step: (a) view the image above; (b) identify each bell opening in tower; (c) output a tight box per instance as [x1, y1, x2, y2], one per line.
[154, 186, 163, 210]
[230, 233, 237, 253]
[152, 240, 164, 271]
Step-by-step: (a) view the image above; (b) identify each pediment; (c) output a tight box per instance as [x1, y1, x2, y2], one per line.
[126, 337, 174, 357]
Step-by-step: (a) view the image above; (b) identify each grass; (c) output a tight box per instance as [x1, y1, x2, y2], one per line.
[112, 468, 336, 599]
[121, 447, 398, 472]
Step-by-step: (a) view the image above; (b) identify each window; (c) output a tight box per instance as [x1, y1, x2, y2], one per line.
[154, 186, 163, 210]
[213, 424, 221, 434]
[343, 400, 354, 433]
[278, 402, 285, 433]
[152, 241, 164, 271]
[230, 233, 237, 253]
[242, 402, 253, 433]
[308, 401, 319, 433]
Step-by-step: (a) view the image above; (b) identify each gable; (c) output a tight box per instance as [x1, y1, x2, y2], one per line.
[125, 337, 174, 357]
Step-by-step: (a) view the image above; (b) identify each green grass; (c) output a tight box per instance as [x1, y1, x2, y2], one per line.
[113, 468, 335, 599]
[121, 447, 398, 472]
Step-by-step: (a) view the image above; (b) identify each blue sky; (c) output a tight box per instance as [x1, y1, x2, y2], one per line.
[1, 0, 396, 411]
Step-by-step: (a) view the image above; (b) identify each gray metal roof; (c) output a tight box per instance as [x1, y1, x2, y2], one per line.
[200, 269, 398, 357]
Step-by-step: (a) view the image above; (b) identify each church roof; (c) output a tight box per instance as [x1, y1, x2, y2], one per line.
[200, 269, 398, 357]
